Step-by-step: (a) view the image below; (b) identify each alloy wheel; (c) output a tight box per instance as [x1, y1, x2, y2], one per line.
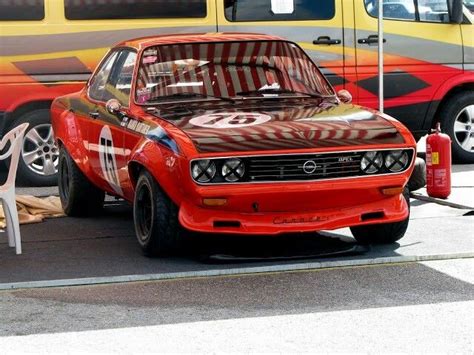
[21, 123, 59, 176]
[454, 105, 474, 153]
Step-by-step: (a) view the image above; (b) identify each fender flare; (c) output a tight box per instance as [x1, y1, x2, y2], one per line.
[127, 140, 184, 206]
[53, 108, 92, 176]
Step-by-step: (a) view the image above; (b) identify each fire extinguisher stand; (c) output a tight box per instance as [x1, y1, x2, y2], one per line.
[426, 123, 452, 199]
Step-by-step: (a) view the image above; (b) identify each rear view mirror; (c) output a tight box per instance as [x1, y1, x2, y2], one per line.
[450, 0, 464, 24]
[337, 89, 352, 104]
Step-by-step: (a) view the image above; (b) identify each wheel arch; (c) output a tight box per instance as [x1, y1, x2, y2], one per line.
[424, 78, 474, 130]
[128, 160, 144, 188]
[2, 100, 53, 136]
[127, 142, 184, 207]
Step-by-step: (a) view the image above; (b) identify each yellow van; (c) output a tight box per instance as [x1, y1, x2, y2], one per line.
[0, 0, 473, 185]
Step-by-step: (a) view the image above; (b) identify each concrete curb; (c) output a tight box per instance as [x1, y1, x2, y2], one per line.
[1, 252, 473, 291]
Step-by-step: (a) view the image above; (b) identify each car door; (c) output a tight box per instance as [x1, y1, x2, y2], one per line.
[216, 0, 350, 94]
[354, 0, 463, 131]
[87, 49, 137, 196]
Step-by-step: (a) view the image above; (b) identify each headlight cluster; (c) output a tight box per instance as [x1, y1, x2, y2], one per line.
[361, 150, 411, 174]
[191, 158, 245, 183]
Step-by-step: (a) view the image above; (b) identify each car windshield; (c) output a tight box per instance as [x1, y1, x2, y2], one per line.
[135, 40, 335, 104]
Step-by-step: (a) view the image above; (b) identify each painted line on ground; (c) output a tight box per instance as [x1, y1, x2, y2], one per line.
[410, 192, 474, 210]
[1, 252, 473, 291]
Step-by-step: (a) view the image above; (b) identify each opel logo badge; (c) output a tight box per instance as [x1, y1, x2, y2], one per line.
[302, 160, 318, 174]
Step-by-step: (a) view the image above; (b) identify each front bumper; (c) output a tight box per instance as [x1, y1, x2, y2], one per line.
[179, 192, 408, 235]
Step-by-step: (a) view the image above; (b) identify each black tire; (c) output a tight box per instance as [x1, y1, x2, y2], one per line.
[133, 170, 182, 257]
[407, 157, 426, 192]
[350, 189, 410, 245]
[58, 146, 105, 217]
[438, 91, 474, 163]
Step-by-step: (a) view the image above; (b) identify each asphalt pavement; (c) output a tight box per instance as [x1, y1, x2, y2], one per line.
[0, 258, 472, 352]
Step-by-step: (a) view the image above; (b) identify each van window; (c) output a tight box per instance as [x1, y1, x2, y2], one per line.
[0, 0, 44, 21]
[224, 0, 335, 21]
[465, 0, 474, 13]
[364, 0, 451, 23]
[64, 0, 206, 20]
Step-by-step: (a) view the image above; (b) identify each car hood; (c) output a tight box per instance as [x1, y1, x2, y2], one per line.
[151, 101, 405, 153]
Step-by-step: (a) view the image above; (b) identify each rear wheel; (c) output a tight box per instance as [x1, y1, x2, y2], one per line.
[10, 109, 59, 186]
[439, 91, 474, 163]
[350, 189, 410, 245]
[58, 146, 104, 216]
[133, 170, 182, 257]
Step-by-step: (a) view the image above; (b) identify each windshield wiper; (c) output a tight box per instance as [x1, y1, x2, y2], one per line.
[148, 92, 235, 103]
[235, 89, 332, 99]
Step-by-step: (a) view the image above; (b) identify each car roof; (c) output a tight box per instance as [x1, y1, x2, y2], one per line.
[117, 32, 286, 50]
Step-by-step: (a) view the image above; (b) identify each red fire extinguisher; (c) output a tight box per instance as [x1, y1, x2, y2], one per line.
[426, 123, 451, 199]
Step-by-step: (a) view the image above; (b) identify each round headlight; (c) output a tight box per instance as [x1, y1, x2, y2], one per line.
[361, 151, 383, 174]
[191, 160, 216, 183]
[385, 150, 409, 172]
[221, 158, 245, 182]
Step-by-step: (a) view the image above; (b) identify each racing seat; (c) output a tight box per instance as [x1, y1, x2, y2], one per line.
[0, 123, 29, 254]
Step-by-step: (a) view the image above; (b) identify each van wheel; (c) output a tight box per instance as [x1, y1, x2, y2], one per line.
[439, 91, 474, 163]
[350, 188, 410, 244]
[58, 146, 104, 216]
[133, 170, 182, 257]
[10, 109, 59, 186]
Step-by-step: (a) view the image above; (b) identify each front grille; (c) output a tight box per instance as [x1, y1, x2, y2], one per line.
[247, 152, 363, 182]
[190, 149, 414, 184]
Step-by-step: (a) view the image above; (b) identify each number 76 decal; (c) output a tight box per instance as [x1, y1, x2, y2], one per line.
[189, 112, 271, 129]
[99, 126, 123, 195]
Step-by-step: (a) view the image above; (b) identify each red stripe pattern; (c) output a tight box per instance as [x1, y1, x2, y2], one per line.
[137, 40, 333, 101]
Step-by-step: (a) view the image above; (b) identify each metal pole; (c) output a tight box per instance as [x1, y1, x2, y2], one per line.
[378, 0, 384, 113]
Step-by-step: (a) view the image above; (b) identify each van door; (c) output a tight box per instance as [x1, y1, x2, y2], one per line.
[354, 0, 463, 132]
[216, 0, 349, 93]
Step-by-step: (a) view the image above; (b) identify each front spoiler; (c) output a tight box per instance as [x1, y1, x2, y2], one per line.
[179, 194, 408, 235]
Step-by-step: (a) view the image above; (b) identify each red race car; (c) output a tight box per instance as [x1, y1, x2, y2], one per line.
[51, 33, 416, 256]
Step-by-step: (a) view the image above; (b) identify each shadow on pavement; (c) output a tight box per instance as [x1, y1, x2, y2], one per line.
[0, 200, 466, 284]
[1, 258, 472, 337]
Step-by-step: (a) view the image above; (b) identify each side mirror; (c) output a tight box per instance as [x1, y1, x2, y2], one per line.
[106, 99, 122, 115]
[450, 0, 463, 24]
[337, 89, 352, 104]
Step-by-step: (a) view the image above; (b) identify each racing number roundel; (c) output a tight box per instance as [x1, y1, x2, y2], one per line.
[189, 112, 271, 129]
[99, 126, 122, 195]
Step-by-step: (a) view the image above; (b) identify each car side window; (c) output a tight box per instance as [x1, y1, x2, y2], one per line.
[88, 51, 119, 101]
[364, 0, 451, 23]
[102, 50, 137, 107]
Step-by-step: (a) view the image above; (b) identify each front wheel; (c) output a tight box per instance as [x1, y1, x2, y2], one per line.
[439, 91, 474, 163]
[133, 170, 182, 257]
[350, 189, 410, 245]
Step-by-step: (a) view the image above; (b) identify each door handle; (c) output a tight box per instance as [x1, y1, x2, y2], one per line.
[89, 111, 99, 119]
[313, 36, 342, 45]
[358, 35, 387, 45]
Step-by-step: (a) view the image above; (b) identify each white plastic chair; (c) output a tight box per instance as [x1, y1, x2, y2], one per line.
[0, 123, 29, 254]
